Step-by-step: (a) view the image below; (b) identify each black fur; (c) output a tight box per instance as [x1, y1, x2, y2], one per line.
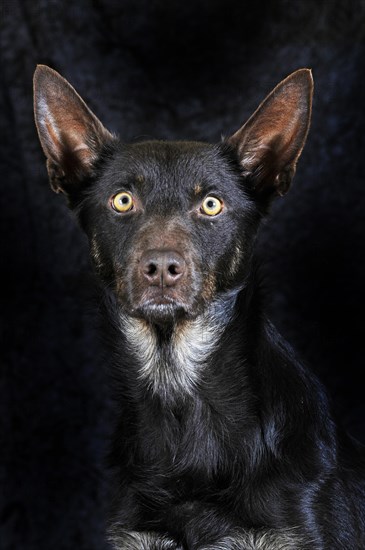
[33, 66, 365, 549]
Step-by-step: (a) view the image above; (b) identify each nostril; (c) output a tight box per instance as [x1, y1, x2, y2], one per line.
[146, 263, 157, 276]
[168, 264, 179, 276]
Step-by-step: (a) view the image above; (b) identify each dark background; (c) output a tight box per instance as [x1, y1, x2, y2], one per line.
[1, 1, 364, 548]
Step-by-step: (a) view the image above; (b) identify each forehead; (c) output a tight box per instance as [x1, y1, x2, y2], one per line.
[98, 140, 242, 198]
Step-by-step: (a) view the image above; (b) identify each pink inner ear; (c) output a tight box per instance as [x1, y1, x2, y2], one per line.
[40, 112, 93, 179]
[34, 65, 113, 183]
[228, 69, 313, 195]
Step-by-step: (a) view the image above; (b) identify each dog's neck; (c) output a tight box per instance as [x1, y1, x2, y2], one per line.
[119, 290, 239, 403]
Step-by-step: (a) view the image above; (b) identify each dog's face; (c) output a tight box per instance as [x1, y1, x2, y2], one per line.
[33, 67, 312, 325]
[77, 140, 259, 324]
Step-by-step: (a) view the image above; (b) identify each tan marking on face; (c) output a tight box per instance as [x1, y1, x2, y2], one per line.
[229, 245, 243, 278]
[115, 275, 126, 298]
[90, 235, 104, 271]
[133, 217, 193, 257]
[194, 183, 202, 195]
[200, 271, 217, 304]
[135, 174, 145, 184]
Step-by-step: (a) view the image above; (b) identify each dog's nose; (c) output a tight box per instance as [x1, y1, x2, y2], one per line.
[140, 249, 186, 287]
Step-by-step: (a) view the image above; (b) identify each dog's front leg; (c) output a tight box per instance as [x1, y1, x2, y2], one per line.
[199, 528, 311, 550]
[108, 528, 183, 550]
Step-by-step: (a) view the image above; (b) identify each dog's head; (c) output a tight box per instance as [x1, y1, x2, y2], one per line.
[33, 67, 312, 325]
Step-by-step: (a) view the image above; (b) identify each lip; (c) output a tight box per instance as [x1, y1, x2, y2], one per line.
[132, 296, 189, 324]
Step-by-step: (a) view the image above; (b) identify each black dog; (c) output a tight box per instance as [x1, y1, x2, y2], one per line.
[33, 66, 365, 549]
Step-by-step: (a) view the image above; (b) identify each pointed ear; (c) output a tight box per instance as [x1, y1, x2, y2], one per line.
[33, 65, 114, 194]
[227, 69, 313, 199]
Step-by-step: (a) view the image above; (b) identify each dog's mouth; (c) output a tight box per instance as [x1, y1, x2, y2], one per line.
[131, 292, 193, 325]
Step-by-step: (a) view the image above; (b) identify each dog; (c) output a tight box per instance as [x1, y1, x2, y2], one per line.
[33, 65, 365, 549]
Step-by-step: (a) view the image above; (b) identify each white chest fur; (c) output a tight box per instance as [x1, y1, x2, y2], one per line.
[119, 296, 236, 400]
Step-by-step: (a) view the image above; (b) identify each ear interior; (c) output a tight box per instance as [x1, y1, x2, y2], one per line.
[228, 69, 313, 198]
[33, 65, 114, 193]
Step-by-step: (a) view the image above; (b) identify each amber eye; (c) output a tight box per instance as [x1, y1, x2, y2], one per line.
[112, 192, 134, 213]
[200, 196, 223, 216]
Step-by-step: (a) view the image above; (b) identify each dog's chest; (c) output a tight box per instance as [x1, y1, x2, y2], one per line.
[120, 311, 227, 400]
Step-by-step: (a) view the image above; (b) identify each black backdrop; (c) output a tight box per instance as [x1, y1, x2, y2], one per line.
[1, 1, 365, 548]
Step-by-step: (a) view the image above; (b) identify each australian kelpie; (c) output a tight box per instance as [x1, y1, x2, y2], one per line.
[33, 66, 365, 549]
